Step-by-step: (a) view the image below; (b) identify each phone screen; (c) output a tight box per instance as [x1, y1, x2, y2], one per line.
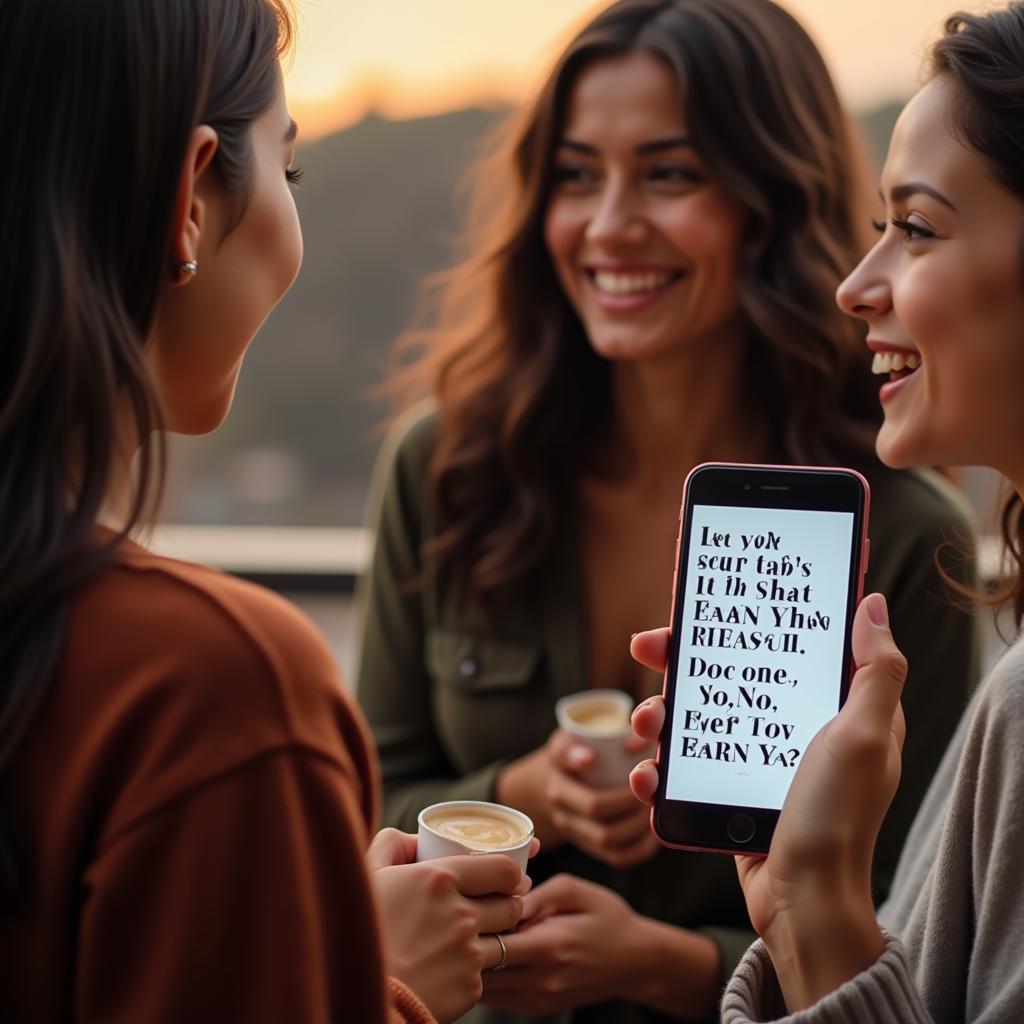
[663, 503, 856, 812]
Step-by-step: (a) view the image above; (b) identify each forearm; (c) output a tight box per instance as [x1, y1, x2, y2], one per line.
[629, 917, 722, 1020]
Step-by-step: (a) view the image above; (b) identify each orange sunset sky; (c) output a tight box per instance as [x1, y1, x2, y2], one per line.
[284, 0, 986, 140]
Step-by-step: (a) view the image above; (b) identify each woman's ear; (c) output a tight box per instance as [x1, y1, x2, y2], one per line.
[169, 125, 219, 286]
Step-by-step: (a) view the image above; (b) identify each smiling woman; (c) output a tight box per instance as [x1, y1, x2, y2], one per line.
[840, 67, 1024, 621]
[544, 52, 748, 365]
[842, 75, 1024, 474]
[357, 2, 977, 1022]
[621, 5, 1024, 1021]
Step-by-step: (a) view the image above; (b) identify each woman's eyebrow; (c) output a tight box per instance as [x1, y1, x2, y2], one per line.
[556, 135, 693, 155]
[635, 136, 692, 155]
[284, 118, 298, 144]
[886, 181, 958, 212]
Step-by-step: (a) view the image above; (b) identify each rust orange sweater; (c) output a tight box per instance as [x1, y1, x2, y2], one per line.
[0, 537, 433, 1023]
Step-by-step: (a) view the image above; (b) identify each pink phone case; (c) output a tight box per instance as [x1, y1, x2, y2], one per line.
[651, 461, 871, 855]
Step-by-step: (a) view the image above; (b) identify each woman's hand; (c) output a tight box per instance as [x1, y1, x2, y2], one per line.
[629, 594, 905, 1010]
[495, 743, 565, 848]
[367, 828, 530, 1023]
[545, 728, 659, 868]
[481, 874, 640, 1014]
[481, 873, 720, 1017]
[496, 729, 657, 866]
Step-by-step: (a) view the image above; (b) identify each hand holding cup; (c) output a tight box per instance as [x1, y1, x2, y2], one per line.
[555, 689, 653, 788]
[544, 689, 658, 868]
[370, 817, 532, 1023]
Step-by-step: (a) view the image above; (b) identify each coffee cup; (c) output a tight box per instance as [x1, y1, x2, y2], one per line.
[416, 800, 534, 871]
[555, 688, 652, 787]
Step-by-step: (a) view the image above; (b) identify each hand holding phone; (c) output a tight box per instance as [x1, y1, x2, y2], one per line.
[652, 463, 869, 855]
[629, 594, 904, 1005]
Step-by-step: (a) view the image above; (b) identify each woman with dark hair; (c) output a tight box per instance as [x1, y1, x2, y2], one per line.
[630, 3, 1024, 1020]
[358, 1, 976, 1020]
[0, 2, 527, 1021]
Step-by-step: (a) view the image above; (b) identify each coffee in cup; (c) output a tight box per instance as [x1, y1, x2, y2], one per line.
[555, 688, 653, 787]
[417, 800, 534, 870]
[564, 695, 632, 734]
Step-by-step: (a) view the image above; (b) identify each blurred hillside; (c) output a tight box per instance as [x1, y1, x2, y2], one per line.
[164, 100, 904, 527]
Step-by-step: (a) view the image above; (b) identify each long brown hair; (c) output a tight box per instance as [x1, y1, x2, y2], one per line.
[931, 4, 1024, 625]
[0, 0, 293, 903]
[394, 0, 879, 610]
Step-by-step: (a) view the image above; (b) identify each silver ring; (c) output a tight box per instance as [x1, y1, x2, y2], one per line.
[486, 932, 508, 972]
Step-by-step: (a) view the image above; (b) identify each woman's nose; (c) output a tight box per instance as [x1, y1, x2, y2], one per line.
[584, 184, 648, 247]
[836, 253, 892, 320]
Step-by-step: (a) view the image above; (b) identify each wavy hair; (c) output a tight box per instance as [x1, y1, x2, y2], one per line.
[0, 0, 293, 904]
[931, 3, 1024, 626]
[394, 0, 880, 610]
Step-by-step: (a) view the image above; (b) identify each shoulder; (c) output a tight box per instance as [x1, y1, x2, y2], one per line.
[98, 540, 340, 700]
[949, 637, 1024, 834]
[977, 637, 1024, 719]
[365, 400, 441, 538]
[62, 542, 373, 832]
[378, 401, 441, 487]
[939, 636, 1024, 788]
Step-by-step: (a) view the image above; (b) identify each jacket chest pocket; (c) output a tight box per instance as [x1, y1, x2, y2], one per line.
[426, 628, 548, 770]
[426, 628, 541, 693]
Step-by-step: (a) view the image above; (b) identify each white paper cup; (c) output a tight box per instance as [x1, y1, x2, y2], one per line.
[416, 800, 534, 872]
[555, 688, 652, 788]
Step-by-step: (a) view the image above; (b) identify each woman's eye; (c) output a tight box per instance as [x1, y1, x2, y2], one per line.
[891, 217, 936, 242]
[871, 218, 886, 234]
[286, 165, 305, 186]
[552, 164, 597, 186]
[649, 163, 703, 184]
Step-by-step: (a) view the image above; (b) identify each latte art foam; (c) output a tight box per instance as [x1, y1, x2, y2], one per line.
[424, 809, 528, 851]
[568, 698, 631, 734]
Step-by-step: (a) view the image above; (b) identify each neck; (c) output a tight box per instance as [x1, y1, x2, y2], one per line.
[97, 459, 136, 533]
[92, 393, 147, 534]
[596, 325, 766, 496]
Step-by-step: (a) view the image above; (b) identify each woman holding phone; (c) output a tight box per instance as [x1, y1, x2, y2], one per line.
[631, 4, 1024, 1019]
[358, 1, 976, 1020]
[0, 2, 528, 1021]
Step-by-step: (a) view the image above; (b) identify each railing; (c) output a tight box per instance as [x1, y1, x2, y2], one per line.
[147, 524, 1013, 680]
[148, 524, 1006, 591]
[149, 525, 371, 592]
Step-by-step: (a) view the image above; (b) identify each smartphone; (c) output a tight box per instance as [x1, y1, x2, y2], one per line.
[652, 462, 870, 855]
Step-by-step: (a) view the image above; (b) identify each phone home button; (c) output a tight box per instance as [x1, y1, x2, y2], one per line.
[726, 813, 756, 845]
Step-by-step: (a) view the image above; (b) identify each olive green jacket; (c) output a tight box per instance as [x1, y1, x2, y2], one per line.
[356, 408, 977, 1024]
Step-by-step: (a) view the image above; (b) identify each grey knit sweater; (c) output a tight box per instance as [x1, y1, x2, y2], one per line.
[721, 637, 1024, 1023]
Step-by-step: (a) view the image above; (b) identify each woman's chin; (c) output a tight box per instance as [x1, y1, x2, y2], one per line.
[877, 421, 999, 476]
[165, 391, 236, 436]
[586, 336, 661, 362]
[875, 424, 917, 470]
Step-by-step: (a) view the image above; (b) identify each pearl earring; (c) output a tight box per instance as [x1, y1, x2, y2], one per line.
[177, 259, 198, 281]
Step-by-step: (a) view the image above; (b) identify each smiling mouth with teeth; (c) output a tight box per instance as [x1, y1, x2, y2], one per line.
[872, 350, 922, 381]
[589, 269, 684, 296]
